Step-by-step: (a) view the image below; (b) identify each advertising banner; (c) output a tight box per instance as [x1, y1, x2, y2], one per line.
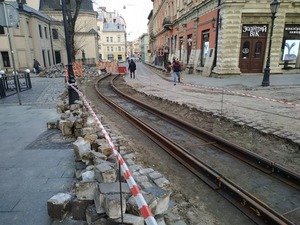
[282, 40, 300, 61]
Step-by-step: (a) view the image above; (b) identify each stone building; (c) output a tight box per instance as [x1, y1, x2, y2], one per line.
[39, 0, 99, 65]
[140, 33, 150, 62]
[0, 0, 99, 72]
[0, 1, 54, 72]
[96, 7, 127, 62]
[149, 0, 300, 76]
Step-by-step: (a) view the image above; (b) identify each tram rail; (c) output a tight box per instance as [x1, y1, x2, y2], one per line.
[93, 74, 299, 225]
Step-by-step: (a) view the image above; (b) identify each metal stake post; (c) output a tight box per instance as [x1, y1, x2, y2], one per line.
[3, 3, 21, 105]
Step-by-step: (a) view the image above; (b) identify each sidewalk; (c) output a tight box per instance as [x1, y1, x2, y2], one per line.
[0, 77, 76, 225]
[147, 63, 300, 88]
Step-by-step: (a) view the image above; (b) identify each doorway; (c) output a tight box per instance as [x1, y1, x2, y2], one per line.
[239, 38, 267, 73]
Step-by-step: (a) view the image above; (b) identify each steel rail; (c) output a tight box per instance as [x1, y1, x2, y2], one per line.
[111, 76, 300, 190]
[94, 74, 296, 225]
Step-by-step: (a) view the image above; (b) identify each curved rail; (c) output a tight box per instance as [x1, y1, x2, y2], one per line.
[94, 74, 298, 225]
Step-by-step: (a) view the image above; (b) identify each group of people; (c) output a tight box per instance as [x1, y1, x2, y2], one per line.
[127, 57, 183, 85]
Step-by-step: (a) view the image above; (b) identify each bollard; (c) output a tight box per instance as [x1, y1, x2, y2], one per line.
[0, 70, 6, 98]
[25, 69, 32, 89]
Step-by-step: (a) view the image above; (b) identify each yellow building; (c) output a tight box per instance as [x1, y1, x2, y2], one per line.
[0, 0, 99, 72]
[0, 1, 54, 72]
[97, 7, 127, 62]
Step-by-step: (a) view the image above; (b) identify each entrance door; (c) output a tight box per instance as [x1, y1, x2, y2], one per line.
[239, 38, 266, 73]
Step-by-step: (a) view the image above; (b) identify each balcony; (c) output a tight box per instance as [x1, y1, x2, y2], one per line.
[162, 16, 172, 30]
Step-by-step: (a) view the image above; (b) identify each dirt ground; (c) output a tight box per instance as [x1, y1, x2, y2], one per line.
[79, 75, 299, 225]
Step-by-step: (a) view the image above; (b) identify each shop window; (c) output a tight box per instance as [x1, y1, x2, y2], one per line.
[242, 41, 250, 59]
[254, 41, 262, 58]
[201, 30, 209, 66]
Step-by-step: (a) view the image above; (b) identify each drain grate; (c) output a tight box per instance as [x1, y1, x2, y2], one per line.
[25, 129, 75, 150]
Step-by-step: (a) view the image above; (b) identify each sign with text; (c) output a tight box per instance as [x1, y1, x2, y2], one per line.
[242, 24, 268, 37]
[0, 3, 19, 27]
[284, 25, 300, 35]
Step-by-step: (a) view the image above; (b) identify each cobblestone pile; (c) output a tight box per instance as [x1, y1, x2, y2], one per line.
[47, 98, 187, 225]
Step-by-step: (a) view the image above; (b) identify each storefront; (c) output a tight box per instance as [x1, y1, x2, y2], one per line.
[239, 24, 268, 73]
[282, 24, 300, 69]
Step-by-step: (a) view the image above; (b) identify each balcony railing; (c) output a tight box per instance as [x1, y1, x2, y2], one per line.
[162, 16, 172, 30]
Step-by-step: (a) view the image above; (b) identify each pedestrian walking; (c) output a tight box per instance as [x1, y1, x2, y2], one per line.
[33, 59, 40, 74]
[172, 58, 182, 85]
[128, 59, 136, 78]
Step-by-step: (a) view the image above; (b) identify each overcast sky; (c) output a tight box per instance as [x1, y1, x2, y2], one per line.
[93, 0, 153, 41]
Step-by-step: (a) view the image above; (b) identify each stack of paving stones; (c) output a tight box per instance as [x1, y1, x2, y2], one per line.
[47, 98, 187, 225]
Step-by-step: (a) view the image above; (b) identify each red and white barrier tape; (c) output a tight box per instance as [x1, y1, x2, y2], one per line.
[182, 82, 299, 107]
[68, 83, 158, 225]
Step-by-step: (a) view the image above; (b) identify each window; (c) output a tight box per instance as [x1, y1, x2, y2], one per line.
[39, 25, 42, 38]
[201, 30, 210, 66]
[44, 27, 48, 39]
[47, 50, 51, 66]
[52, 29, 58, 39]
[110, 37, 113, 42]
[242, 41, 250, 59]
[106, 37, 109, 42]
[118, 36, 121, 42]
[107, 46, 109, 51]
[1, 52, 10, 67]
[118, 46, 121, 51]
[42, 50, 46, 67]
[0, 26, 4, 34]
[111, 47, 113, 52]
[254, 41, 262, 58]
[54, 51, 61, 64]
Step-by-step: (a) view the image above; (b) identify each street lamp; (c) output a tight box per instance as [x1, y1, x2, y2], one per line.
[61, 0, 79, 104]
[261, 0, 280, 87]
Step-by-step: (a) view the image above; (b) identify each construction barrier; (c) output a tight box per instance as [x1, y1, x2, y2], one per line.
[118, 66, 127, 74]
[181, 82, 299, 107]
[67, 83, 158, 225]
[97, 61, 119, 74]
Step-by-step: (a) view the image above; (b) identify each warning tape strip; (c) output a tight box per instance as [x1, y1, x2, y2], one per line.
[182, 82, 299, 107]
[68, 83, 158, 225]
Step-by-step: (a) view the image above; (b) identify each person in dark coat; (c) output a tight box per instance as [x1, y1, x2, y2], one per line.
[128, 59, 136, 78]
[33, 59, 40, 74]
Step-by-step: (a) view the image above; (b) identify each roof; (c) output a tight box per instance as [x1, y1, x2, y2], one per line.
[103, 22, 125, 32]
[5, 2, 52, 21]
[39, 0, 94, 12]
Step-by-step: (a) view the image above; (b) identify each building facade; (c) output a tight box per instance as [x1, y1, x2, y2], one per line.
[39, 0, 99, 65]
[96, 7, 127, 62]
[0, 0, 99, 72]
[0, 1, 54, 72]
[140, 33, 149, 62]
[149, 0, 300, 76]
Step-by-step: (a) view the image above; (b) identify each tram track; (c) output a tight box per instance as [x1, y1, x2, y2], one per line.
[94, 74, 300, 225]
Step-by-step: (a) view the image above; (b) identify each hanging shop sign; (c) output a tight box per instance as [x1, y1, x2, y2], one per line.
[242, 24, 268, 37]
[282, 40, 300, 61]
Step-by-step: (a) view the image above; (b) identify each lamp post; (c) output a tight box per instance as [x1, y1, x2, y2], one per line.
[61, 0, 79, 104]
[261, 0, 280, 87]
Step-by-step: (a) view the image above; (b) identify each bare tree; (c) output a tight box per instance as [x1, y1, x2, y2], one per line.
[65, 0, 83, 62]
